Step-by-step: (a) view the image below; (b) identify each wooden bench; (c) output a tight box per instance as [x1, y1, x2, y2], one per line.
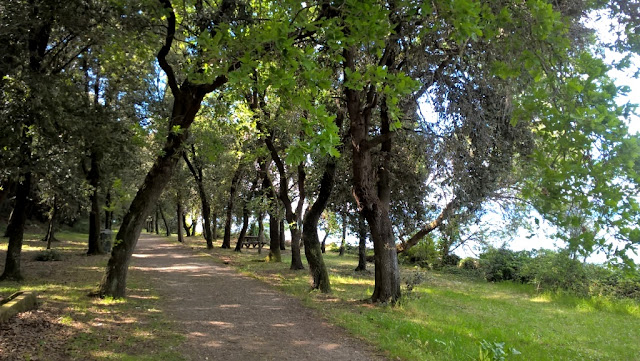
[242, 235, 268, 248]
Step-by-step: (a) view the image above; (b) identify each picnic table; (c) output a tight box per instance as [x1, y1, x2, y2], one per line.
[242, 235, 268, 248]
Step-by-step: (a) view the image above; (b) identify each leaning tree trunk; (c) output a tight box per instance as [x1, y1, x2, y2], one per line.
[183, 148, 213, 248]
[177, 200, 184, 243]
[0, 172, 31, 281]
[87, 151, 105, 255]
[321, 232, 328, 254]
[98, 82, 207, 298]
[301, 160, 335, 292]
[268, 212, 281, 262]
[158, 203, 170, 236]
[182, 213, 191, 237]
[355, 215, 367, 271]
[234, 206, 250, 252]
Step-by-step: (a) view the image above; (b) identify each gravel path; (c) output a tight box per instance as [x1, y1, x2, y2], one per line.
[130, 234, 388, 361]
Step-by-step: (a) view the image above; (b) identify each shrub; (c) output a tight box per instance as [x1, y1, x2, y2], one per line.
[440, 253, 462, 267]
[399, 236, 438, 269]
[459, 257, 480, 270]
[34, 249, 63, 262]
[519, 250, 588, 294]
[478, 247, 530, 282]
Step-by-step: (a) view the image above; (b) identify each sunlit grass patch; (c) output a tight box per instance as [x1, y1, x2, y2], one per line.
[183, 233, 640, 361]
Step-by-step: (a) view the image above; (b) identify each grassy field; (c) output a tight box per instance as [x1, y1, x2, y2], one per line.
[0, 230, 185, 361]
[188, 236, 640, 361]
[2, 230, 638, 360]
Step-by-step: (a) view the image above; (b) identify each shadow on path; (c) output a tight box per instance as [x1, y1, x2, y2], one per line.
[130, 234, 386, 361]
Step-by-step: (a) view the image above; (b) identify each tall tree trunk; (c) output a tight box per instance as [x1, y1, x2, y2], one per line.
[155, 208, 160, 234]
[43, 198, 58, 250]
[87, 151, 105, 255]
[339, 209, 347, 256]
[177, 200, 184, 243]
[257, 213, 264, 255]
[158, 203, 170, 236]
[234, 206, 250, 252]
[211, 213, 218, 242]
[355, 215, 367, 271]
[222, 168, 241, 249]
[0, 172, 31, 281]
[268, 212, 281, 262]
[345, 47, 401, 302]
[105, 189, 113, 230]
[279, 219, 286, 250]
[183, 147, 213, 248]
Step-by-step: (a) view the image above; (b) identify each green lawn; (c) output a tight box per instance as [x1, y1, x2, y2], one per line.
[191, 236, 640, 361]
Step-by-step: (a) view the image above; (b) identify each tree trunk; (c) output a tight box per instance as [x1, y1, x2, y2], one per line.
[155, 208, 160, 234]
[268, 212, 281, 262]
[222, 168, 241, 249]
[98, 81, 207, 298]
[257, 213, 264, 255]
[177, 200, 184, 243]
[105, 189, 113, 230]
[345, 50, 401, 302]
[87, 151, 105, 255]
[183, 213, 191, 237]
[355, 215, 367, 272]
[321, 232, 328, 254]
[234, 206, 250, 252]
[212, 213, 218, 240]
[0, 172, 31, 281]
[339, 210, 347, 256]
[279, 219, 286, 250]
[158, 203, 170, 236]
[43, 199, 58, 250]
[183, 147, 213, 248]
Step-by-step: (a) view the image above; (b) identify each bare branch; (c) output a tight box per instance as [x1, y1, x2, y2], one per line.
[157, 0, 181, 98]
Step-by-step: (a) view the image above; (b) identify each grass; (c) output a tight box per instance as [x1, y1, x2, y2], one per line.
[0, 229, 185, 361]
[186, 235, 640, 361]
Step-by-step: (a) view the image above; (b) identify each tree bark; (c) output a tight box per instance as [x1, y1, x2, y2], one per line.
[0, 172, 31, 281]
[177, 200, 184, 243]
[182, 213, 191, 237]
[158, 203, 170, 236]
[87, 150, 105, 255]
[257, 212, 264, 255]
[234, 206, 249, 252]
[339, 209, 347, 256]
[211, 213, 218, 242]
[268, 212, 281, 262]
[43, 198, 58, 250]
[345, 47, 400, 303]
[223, 167, 241, 248]
[155, 208, 160, 234]
[355, 215, 367, 271]
[105, 189, 113, 230]
[279, 219, 286, 250]
[321, 232, 328, 254]
[183, 147, 213, 248]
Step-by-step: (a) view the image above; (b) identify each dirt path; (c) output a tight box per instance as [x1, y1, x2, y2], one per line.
[130, 234, 387, 361]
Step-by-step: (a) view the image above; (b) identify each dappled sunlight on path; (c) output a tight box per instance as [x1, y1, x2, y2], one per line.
[129, 234, 385, 361]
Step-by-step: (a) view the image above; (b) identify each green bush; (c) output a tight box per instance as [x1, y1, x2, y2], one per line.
[478, 247, 530, 282]
[459, 257, 480, 270]
[519, 250, 589, 294]
[587, 266, 640, 300]
[400, 236, 438, 269]
[34, 249, 63, 262]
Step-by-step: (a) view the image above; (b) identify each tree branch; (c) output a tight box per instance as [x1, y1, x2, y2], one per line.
[157, 0, 181, 98]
